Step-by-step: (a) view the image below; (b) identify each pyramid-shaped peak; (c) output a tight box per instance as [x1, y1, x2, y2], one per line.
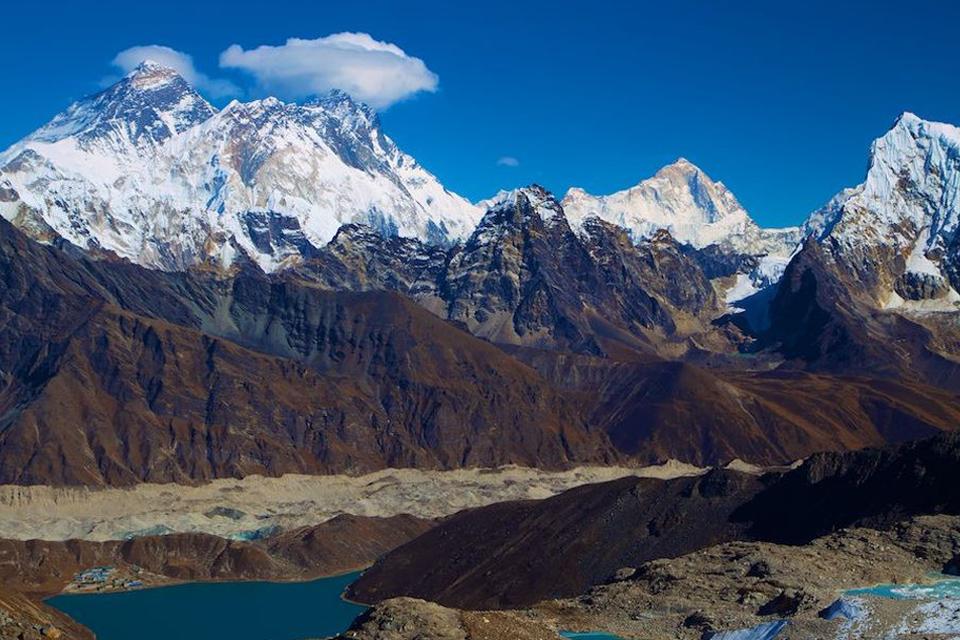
[130, 59, 177, 74]
[654, 157, 708, 179]
[123, 59, 190, 89]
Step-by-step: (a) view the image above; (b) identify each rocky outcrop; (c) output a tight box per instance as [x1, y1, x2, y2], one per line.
[336, 597, 560, 640]
[0, 590, 89, 640]
[542, 514, 960, 640]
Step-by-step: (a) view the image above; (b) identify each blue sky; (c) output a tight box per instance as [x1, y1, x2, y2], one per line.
[2, 0, 958, 227]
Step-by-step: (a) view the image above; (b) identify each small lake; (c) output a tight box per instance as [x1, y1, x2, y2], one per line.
[560, 632, 625, 639]
[48, 572, 366, 640]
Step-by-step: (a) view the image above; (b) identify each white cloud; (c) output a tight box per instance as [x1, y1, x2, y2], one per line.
[219, 33, 438, 109]
[497, 156, 520, 167]
[112, 45, 238, 98]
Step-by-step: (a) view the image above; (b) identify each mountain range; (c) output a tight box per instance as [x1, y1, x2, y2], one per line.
[1, 62, 960, 487]
[6, 63, 959, 320]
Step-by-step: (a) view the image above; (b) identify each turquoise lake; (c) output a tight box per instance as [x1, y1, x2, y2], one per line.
[47, 572, 366, 640]
[845, 575, 960, 600]
[560, 632, 625, 639]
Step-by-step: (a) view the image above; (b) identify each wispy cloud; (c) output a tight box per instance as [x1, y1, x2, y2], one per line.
[497, 156, 520, 167]
[111, 45, 238, 98]
[219, 33, 438, 109]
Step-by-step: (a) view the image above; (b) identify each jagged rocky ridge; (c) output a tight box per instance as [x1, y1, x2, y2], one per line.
[299, 186, 730, 357]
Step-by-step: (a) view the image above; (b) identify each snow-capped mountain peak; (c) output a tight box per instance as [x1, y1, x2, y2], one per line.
[807, 112, 960, 246]
[802, 112, 960, 307]
[308, 89, 379, 129]
[0, 68, 481, 272]
[476, 185, 564, 223]
[561, 159, 799, 261]
[562, 159, 760, 249]
[21, 61, 215, 155]
[561, 160, 802, 305]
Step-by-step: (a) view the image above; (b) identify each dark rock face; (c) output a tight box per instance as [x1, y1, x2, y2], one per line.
[0, 217, 616, 486]
[682, 243, 760, 280]
[239, 211, 318, 260]
[348, 432, 960, 610]
[441, 188, 610, 353]
[734, 432, 960, 543]
[944, 554, 960, 576]
[0, 180, 18, 203]
[757, 589, 810, 616]
[894, 269, 951, 300]
[763, 237, 960, 390]
[582, 222, 718, 329]
[299, 223, 447, 297]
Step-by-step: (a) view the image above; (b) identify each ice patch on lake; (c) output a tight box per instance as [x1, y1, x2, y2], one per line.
[820, 597, 866, 621]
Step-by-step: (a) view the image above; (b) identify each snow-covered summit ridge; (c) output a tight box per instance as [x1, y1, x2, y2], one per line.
[0, 62, 482, 271]
[476, 185, 565, 223]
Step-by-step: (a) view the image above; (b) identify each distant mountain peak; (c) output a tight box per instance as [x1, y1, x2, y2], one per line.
[131, 59, 171, 72]
[127, 59, 180, 78]
[891, 111, 927, 130]
[562, 161, 761, 249]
